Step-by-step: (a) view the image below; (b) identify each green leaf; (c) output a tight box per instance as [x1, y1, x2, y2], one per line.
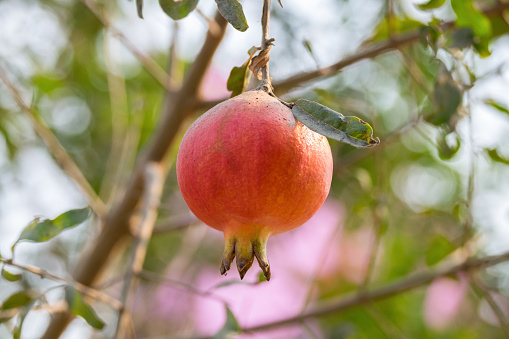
[1, 292, 33, 310]
[429, 61, 462, 126]
[292, 99, 380, 148]
[426, 235, 456, 266]
[136, 0, 144, 18]
[485, 99, 509, 116]
[437, 131, 460, 160]
[227, 48, 257, 97]
[2, 268, 22, 282]
[213, 306, 240, 339]
[486, 148, 509, 165]
[370, 17, 424, 41]
[12, 207, 91, 252]
[451, 0, 492, 57]
[65, 286, 105, 330]
[418, 0, 446, 10]
[215, 0, 249, 32]
[159, 0, 199, 20]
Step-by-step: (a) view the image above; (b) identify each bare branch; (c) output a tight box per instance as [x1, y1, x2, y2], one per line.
[241, 250, 509, 333]
[116, 162, 165, 339]
[0, 64, 106, 217]
[1, 258, 122, 310]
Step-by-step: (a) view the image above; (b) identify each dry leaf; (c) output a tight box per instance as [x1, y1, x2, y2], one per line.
[249, 40, 274, 80]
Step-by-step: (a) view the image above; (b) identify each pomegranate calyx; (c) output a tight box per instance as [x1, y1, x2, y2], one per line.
[220, 234, 271, 281]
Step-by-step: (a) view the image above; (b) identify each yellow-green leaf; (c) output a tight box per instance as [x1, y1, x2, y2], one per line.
[486, 148, 509, 165]
[1, 292, 33, 310]
[159, 0, 199, 20]
[426, 235, 456, 266]
[65, 286, 105, 330]
[418, 0, 446, 11]
[1, 268, 22, 282]
[11, 207, 91, 252]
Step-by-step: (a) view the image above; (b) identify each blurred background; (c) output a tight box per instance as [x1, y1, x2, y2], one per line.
[1, 0, 509, 338]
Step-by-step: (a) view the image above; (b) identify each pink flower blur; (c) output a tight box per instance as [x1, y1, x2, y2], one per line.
[200, 68, 231, 101]
[423, 276, 468, 330]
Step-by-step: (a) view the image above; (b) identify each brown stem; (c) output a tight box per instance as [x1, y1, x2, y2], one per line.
[259, 0, 272, 92]
[40, 11, 228, 339]
[116, 163, 165, 339]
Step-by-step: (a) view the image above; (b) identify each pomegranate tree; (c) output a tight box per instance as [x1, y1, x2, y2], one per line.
[176, 90, 333, 280]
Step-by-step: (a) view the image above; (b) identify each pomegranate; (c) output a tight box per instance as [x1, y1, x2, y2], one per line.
[176, 90, 333, 280]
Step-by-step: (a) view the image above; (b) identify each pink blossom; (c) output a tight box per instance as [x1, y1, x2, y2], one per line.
[424, 276, 468, 330]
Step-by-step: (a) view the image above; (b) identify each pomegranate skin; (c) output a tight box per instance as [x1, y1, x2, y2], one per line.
[176, 90, 333, 279]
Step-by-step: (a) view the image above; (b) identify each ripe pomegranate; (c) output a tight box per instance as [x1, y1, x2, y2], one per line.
[176, 90, 333, 280]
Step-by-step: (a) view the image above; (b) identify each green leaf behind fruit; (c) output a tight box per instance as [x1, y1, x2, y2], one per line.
[215, 0, 249, 32]
[292, 99, 380, 148]
[226, 47, 257, 97]
[159, 0, 199, 20]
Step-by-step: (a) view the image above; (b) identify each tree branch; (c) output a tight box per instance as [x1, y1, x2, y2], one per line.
[0, 64, 107, 217]
[241, 250, 509, 333]
[116, 163, 165, 339]
[0, 258, 121, 310]
[40, 11, 228, 338]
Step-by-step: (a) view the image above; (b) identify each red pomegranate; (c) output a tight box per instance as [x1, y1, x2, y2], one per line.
[176, 90, 333, 280]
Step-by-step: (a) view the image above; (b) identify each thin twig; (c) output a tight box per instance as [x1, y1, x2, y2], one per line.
[259, 0, 272, 91]
[152, 214, 199, 234]
[80, 0, 175, 91]
[240, 250, 509, 333]
[0, 64, 106, 217]
[116, 162, 165, 339]
[137, 270, 228, 304]
[470, 275, 509, 337]
[464, 89, 475, 249]
[359, 140, 385, 292]
[0, 258, 122, 309]
[99, 29, 130, 206]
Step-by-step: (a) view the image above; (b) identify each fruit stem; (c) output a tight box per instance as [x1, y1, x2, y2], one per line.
[220, 232, 271, 281]
[259, 0, 273, 93]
